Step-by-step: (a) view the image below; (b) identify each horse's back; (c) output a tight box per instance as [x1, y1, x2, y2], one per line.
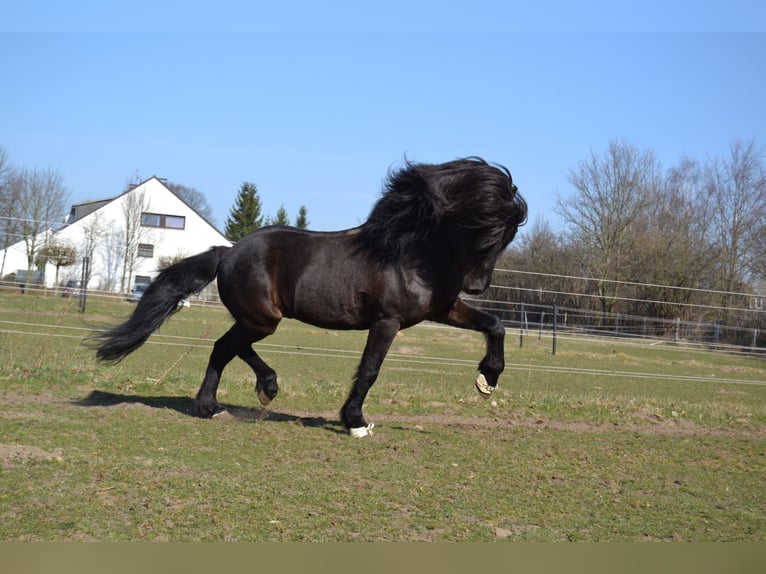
[217, 226, 378, 329]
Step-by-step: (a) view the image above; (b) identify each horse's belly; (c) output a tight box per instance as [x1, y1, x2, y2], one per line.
[288, 275, 373, 330]
[289, 298, 371, 330]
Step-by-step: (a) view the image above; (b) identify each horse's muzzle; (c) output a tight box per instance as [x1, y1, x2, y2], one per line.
[462, 275, 491, 295]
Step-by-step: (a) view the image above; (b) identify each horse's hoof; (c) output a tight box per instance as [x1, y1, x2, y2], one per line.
[257, 389, 272, 406]
[196, 402, 224, 418]
[349, 423, 374, 438]
[474, 373, 494, 398]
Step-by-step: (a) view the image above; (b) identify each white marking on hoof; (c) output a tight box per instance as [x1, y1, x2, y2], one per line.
[257, 389, 272, 406]
[349, 423, 374, 438]
[211, 410, 233, 420]
[475, 373, 494, 398]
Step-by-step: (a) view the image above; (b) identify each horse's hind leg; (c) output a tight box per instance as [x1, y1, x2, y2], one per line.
[196, 321, 280, 416]
[196, 324, 245, 417]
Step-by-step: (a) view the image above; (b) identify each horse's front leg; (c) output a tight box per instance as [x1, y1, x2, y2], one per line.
[432, 298, 506, 397]
[341, 319, 400, 438]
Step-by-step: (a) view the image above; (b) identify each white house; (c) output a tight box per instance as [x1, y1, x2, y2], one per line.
[0, 176, 231, 293]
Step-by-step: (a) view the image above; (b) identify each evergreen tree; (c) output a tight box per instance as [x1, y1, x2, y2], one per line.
[224, 181, 263, 241]
[295, 205, 309, 229]
[274, 204, 290, 225]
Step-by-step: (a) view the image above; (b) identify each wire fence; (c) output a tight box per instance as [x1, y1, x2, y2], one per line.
[472, 268, 766, 357]
[467, 296, 765, 357]
[1, 317, 764, 390]
[2, 261, 765, 364]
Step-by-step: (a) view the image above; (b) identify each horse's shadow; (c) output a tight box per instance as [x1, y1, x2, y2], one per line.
[74, 390, 345, 434]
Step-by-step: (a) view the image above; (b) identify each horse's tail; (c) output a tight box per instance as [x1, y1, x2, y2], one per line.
[91, 245, 230, 363]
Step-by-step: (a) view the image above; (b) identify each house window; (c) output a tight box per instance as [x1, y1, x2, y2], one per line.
[141, 212, 186, 230]
[164, 215, 185, 229]
[137, 243, 154, 258]
[140, 213, 162, 227]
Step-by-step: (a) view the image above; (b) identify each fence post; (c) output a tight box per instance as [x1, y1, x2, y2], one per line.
[552, 302, 558, 355]
[79, 256, 90, 314]
[519, 302, 524, 348]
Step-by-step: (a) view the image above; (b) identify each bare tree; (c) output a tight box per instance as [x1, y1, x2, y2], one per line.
[120, 188, 150, 292]
[156, 251, 189, 271]
[100, 228, 124, 291]
[80, 211, 106, 288]
[631, 157, 717, 321]
[8, 167, 69, 281]
[0, 146, 18, 276]
[705, 138, 766, 304]
[166, 181, 215, 224]
[752, 223, 766, 283]
[0, 146, 11, 187]
[494, 216, 581, 310]
[557, 140, 661, 318]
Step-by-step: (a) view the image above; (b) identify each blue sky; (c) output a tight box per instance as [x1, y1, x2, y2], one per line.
[2, 2, 765, 235]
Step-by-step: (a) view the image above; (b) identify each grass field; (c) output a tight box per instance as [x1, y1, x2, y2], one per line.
[1, 290, 764, 541]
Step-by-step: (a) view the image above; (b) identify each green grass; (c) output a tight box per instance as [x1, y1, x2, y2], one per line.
[0, 291, 764, 540]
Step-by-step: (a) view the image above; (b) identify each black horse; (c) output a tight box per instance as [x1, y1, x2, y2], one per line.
[93, 158, 527, 437]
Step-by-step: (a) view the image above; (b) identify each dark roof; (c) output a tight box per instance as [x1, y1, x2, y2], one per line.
[67, 198, 114, 224]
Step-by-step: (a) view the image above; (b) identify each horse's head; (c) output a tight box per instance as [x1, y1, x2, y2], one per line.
[444, 165, 526, 295]
[454, 220, 520, 295]
[358, 157, 527, 289]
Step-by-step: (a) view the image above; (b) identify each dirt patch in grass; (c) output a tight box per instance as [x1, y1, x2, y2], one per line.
[72, 390, 763, 439]
[4, 388, 761, 440]
[391, 346, 426, 355]
[0, 444, 63, 467]
[367, 411, 763, 439]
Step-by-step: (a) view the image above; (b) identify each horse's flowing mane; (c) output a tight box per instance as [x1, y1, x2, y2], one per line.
[359, 157, 527, 263]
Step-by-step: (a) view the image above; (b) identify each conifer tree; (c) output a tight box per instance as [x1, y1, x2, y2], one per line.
[224, 182, 263, 241]
[274, 204, 290, 225]
[295, 205, 309, 229]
